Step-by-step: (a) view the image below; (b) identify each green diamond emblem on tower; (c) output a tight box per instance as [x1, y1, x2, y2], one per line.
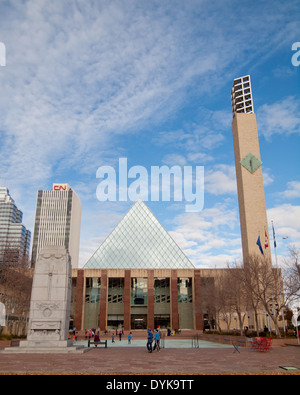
[240, 152, 262, 174]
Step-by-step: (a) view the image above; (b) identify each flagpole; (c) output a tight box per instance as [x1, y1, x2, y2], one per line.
[272, 221, 278, 267]
[272, 220, 286, 335]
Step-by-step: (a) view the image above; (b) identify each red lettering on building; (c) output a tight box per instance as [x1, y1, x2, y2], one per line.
[53, 185, 67, 191]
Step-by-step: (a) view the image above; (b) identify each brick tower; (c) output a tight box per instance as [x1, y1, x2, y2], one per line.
[231, 75, 271, 265]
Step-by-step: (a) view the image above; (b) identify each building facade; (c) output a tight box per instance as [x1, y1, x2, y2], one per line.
[71, 199, 208, 331]
[31, 184, 81, 268]
[71, 267, 211, 332]
[0, 187, 31, 265]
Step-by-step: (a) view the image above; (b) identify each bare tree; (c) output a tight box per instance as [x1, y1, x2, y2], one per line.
[242, 254, 284, 337]
[212, 270, 238, 332]
[223, 267, 248, 335]
[0, 248, 33, 336]
[282, 247, 300, 306]
[213, 250, 300, 338]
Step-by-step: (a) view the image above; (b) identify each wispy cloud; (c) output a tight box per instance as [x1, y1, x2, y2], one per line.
[268, 204, 300, 249]
[1, 0, 296, 188]
[257, 97, 300, 139]
[169, 202, 241, 267]
[205, 165, 237, 195]
[278, 181, 300, 199]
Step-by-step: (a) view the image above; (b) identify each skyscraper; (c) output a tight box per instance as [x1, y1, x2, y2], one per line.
[231, 75, 272, 264]
[0, 187, 31, 265]
[31, 184, 81, 268]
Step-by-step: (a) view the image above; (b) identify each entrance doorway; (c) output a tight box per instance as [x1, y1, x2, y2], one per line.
[131, 314, 147, 329]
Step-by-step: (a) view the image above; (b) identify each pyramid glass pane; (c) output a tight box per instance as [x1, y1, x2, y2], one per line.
[84, 199, 195, 269]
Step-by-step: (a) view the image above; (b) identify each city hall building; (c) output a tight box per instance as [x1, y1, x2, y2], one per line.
[71, 199, 212, 332]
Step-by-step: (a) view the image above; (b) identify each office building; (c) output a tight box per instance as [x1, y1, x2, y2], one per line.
[0, 187, 31, 265]
[31, 184, 81, 268]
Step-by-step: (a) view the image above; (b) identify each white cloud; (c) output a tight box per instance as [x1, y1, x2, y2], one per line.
[168, 203, 241, 268]
[196, 253, 242, 269]
[268, 204, 300, 230]
[279, 181, 300, 199]
[268, 204, 300, 250]
[257, 97, 300, 139]
[162, 154, 187, 167]
[205, 165, 237, 195]
[1, 0, 296, 188]
[262, 169, 274, 186]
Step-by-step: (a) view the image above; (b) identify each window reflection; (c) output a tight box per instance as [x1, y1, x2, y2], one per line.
[131, 278, 148, 305]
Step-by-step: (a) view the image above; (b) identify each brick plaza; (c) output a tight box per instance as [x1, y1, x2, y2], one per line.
[0, 334, 299, 375]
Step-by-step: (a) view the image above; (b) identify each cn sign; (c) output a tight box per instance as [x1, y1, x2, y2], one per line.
[53, 184, 70, 191]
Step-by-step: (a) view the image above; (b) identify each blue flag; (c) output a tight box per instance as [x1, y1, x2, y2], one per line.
[272, 223, 277, 248]
[256, 236, 264, 255]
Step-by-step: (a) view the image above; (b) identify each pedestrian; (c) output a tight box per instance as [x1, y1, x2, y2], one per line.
[153, 329, 160, 352]
[147, 328, 153, 353]
[112, 333, 115, 343]
[94, 332, 100, 345]
[128, 332, 132, 344]
[119, 330, 122, 341]
[94, 332, 100, 343]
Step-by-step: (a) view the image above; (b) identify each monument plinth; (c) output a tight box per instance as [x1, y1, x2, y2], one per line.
[4, 246, 87, 353]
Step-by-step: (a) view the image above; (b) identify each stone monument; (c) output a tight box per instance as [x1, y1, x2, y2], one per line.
[4, 246, 86, 353]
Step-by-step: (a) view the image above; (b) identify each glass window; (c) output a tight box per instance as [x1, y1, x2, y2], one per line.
[108, 278, 124, 304]
[178, 278, 193, 303]
[154, 278, 170, 303]
[131, 278, 148, 305]
[85, 277, 101, 303]
[84, 200, 195, 270]
[84, 277, 101, 329]
[178, 278, 193, 329]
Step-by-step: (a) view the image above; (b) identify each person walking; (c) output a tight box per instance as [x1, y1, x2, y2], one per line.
[153, 329, 160, 352]
[128, 332, 132, 344]
[147, 328, 153, 353]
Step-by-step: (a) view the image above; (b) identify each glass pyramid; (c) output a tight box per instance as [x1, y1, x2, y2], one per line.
[84, 199, 195, 269]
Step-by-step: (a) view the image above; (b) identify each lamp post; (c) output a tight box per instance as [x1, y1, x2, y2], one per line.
[271, 221, 287, 335]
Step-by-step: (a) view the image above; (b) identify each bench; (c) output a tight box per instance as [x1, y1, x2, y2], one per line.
[10, 339, 20, 347]
[88, 339, 107, 348]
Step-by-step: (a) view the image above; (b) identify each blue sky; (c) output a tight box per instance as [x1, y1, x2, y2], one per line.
[0, 0, 299, 268]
